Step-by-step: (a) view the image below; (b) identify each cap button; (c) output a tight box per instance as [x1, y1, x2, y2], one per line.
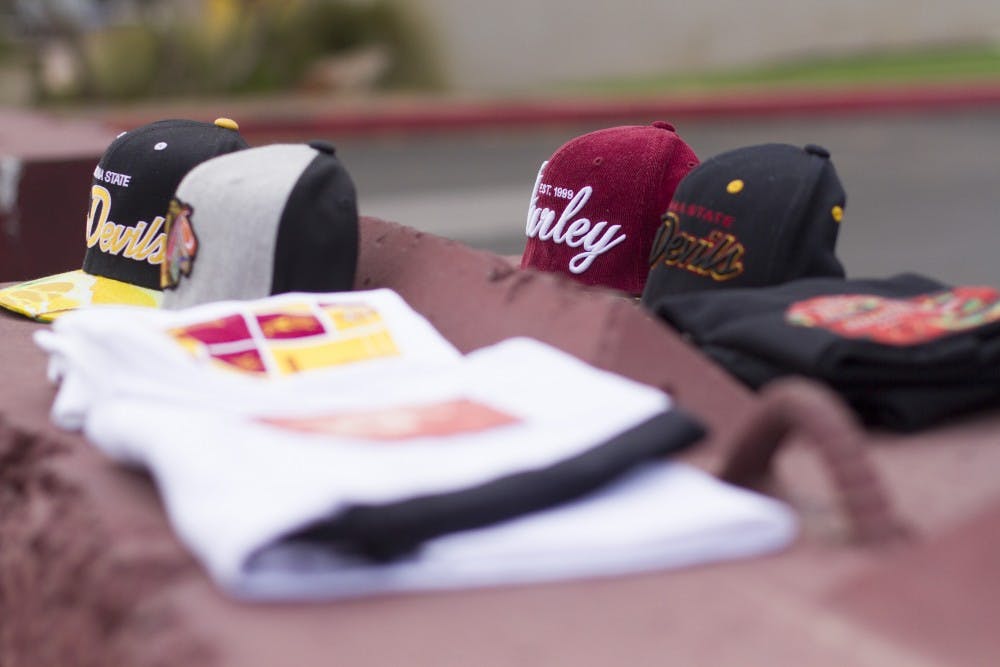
[214, 117, 240, 131]
[804, 143, 830, 159]
[651, 121, 676, 132]
[309, 139, 336, 155]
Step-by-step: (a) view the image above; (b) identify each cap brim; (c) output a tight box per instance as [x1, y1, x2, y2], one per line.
[0, 269, 162, 322]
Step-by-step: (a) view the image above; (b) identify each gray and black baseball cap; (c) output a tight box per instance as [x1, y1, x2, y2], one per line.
[0, 118, 248, 321]
[160, 141, 359, 309]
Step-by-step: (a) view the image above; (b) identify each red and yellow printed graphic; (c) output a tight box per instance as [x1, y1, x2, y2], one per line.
[167, 300, 401, 375]
[256, 311, 325, 339]
[211, 348, 268, 374]
[259, 398, 520, 442]
[786, 286, 1000, 345]
[171, 313, 253, 345]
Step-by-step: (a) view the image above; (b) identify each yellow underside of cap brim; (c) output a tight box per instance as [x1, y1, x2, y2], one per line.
[0, 269, 162, 323]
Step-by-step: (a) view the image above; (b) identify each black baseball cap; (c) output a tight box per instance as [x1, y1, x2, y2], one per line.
[0, 118, 248, 321]
[641, 143, 846, 307]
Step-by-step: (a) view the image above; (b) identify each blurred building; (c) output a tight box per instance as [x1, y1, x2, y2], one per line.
[2, 0, 999, 101]
[408, 0, 1000, 91]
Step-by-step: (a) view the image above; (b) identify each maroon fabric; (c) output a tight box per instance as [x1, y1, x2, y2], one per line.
[520, 122, 699, 296]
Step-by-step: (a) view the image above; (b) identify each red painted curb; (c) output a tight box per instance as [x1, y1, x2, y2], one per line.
[103, 80, 1000, 140]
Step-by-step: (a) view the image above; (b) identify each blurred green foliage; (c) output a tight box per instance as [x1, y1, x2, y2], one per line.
[557, 43, 1000, 97]
[2, 0, 443, 103]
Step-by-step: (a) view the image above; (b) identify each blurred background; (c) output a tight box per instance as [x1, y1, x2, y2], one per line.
[0, 0, 440, 103]
[1, 0, 1000, 284]
[2, 0, 999, 102]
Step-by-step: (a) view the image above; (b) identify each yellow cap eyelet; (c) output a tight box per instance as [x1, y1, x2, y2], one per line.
[214, 117, 239, 131]
[726, 179, 744, 194]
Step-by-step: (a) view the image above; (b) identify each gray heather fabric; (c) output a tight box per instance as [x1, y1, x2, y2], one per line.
[162, 144, 318, 309]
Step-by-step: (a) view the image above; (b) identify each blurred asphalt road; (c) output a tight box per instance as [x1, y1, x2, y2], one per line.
[338, 107, 1000, 286]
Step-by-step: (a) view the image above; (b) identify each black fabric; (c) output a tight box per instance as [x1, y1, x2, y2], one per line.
[699, 344, 1000, 431]
[271, 148, 359, 295]
[656, 273, 1000, 384]
[642, 143, 845, 306]
[649, 273, 1000, 431]
[82, 119, 248, 289]
[278, 408, 705, 562]
[842, 383, 1000, 432]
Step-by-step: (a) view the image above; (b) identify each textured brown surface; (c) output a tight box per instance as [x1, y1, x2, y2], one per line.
[1, 217, 999, 666]
[719, 378, 910, 545]
[353, 217, 755, 455]
[830, 496, 1000, 667]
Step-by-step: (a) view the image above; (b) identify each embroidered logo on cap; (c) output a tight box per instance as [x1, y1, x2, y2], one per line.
[525, 162, 627, 274]
[161, 198, 198, 289]
[648, 210, 745, 282]
[85, 185, 166, 265]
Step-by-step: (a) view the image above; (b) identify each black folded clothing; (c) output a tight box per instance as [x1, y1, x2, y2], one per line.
[648, 273, 1000, 430]
[698, 341, 1000, 431]
[275, 408, 705, 562]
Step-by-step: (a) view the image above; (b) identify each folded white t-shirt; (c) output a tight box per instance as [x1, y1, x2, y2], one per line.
[35, 288, 462, 429]
[81, 337, 796, 599]
[247, 461, 797, 600]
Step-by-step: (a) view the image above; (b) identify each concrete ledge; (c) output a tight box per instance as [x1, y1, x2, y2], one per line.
[93, 80, 1000, 142]
[353, 216, 755, 453]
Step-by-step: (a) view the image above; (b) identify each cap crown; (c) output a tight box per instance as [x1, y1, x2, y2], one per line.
[82, 119, 249, 290]
[521, 122, 699, 296]
[641, 143, 846, 306]
[161, 142, 359, 309]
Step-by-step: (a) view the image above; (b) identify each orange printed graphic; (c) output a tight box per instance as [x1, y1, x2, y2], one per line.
[213, 348, 267, 374]
[256, 312, 325, 339]
[260, 398, 519, 441]
[786, 286, 1000, 345]
[167, 301, 401, 376]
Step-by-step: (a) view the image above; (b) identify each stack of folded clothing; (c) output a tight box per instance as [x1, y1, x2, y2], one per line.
[639, 141, 1000, 431]
[38, 297, 798, 600]
[647, 273, 1000, 431]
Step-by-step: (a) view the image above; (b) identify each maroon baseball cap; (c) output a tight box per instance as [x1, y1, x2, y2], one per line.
[520, 121, 699, 296]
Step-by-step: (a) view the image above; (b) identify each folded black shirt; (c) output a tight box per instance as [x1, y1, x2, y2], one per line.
[649, 273, 1000, 430]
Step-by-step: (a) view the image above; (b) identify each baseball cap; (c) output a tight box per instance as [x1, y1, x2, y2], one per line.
[520, 121, 699, 296]
[160, 141, 359, 309]
[641, 143, 846, 306]
[0, 118, 249, 322]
